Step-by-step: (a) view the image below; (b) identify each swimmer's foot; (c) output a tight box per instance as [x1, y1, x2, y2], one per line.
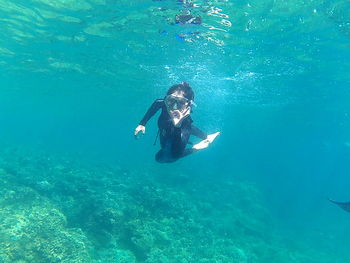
[192, 132, 220, 150]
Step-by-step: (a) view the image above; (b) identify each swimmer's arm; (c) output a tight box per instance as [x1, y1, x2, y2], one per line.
[135, 99, 163, 138]
[190, 125, 207, 140]
[139, 99, 164, 126]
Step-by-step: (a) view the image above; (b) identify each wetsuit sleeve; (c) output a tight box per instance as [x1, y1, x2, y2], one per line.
[191, 125, 207, 140]
[139, 99, 164, 126]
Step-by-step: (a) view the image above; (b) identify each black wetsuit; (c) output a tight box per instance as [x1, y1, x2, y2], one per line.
[139, 99, 207, 163]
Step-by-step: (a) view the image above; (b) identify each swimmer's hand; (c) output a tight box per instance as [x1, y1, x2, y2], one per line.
[134, 125, 146, 139]
[192, 132, 220, 150]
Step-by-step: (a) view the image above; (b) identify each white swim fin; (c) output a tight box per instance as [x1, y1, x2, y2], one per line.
[193, 132, 220, 150]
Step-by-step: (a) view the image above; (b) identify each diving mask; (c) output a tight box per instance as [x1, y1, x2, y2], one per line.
[165, 94, 192, 127]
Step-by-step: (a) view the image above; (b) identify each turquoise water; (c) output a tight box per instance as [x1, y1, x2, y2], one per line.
[1, 0, 350, 262]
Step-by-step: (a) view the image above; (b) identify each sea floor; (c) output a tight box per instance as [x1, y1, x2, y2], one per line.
[0, 146, 345, 263]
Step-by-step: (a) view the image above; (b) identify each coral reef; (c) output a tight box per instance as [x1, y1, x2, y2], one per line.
[0, 168, 92, 263]
[0, 148, 345, 263]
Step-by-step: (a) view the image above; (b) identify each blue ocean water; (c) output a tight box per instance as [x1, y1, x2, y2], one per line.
[0, 0, 350, 262]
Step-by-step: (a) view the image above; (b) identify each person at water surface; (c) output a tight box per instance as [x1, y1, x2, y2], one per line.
[134, 82, 220, 163]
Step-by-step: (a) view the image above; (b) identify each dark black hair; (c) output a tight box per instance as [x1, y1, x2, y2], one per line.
[166, 82, 194, 101]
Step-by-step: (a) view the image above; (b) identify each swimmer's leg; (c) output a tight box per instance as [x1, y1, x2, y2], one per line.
[155, 127, 208, 163]
[156, 144, 198, 163]
[155, 149, 177, 163]
[156, 129, 190, 163]
[180, 148, 199, 158]
[155, 140, 177, 163]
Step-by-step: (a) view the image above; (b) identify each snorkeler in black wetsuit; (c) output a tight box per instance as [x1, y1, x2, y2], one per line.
[134, 82, 220, 163]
